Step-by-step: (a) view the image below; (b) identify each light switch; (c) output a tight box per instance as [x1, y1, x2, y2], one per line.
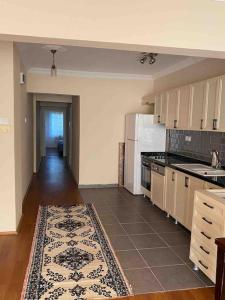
[0, 117, 9, 125]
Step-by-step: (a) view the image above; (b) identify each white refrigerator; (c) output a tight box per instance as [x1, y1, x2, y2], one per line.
[124, 114, 166, 195]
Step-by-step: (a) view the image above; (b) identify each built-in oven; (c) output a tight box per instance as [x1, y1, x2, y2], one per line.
[141, 156, 152, 197]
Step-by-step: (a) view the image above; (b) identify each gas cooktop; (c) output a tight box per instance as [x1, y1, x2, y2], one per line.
[141, 152, 166, 160]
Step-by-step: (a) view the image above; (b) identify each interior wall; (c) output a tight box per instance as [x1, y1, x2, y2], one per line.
[13, 45, 33, 227]
[0, 41, 16, 231]
[27, 74, 153, 185]
[72, 96, 80, 183]
[0, 41, 33, 232]
[153, 58, 225, 93]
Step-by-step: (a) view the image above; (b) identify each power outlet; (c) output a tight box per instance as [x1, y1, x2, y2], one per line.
[185, 136, 192, 142]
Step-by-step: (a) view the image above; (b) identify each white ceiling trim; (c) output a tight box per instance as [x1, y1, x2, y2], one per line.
[28, 68, 153, 80]
[152, 57, 206, 79]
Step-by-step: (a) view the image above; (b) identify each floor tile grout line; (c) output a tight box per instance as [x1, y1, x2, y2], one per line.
[167, 245, 210, 287]
[85, 190, 211, 290]
[140, 212, 207, 288]
[125, 230, 166, 292]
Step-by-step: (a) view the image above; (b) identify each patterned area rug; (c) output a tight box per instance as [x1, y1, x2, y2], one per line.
[21, 204, 132, 299]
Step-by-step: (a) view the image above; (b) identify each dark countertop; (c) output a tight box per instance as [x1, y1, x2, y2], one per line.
[142, 152, 225, 188]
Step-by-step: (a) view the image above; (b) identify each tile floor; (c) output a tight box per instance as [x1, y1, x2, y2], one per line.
[80, 187, 214, 295]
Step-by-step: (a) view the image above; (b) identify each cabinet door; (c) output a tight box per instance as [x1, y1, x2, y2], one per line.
[185, 176, 204, 231]
[164, 168, 176, 217]
[154, 94, 161, 124]
[174, 172, 189, 225]
[160, 92, 168, 124]
[189, 81, 206, 130]
[204, 181, 221, 190]
[151, 171, 165, 211]
[178, 85, 191, 129]
[166, 89, 179, 129]
[216, 75, 225, 131]
[204, 77, 219, 131]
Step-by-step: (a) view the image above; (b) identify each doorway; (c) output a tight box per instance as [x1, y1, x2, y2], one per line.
[44, 109, 65, 157]
[33, 93, 80, 185]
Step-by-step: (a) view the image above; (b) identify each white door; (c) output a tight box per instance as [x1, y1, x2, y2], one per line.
[125, 114, 138, 141]
[124, 140, 137, 194]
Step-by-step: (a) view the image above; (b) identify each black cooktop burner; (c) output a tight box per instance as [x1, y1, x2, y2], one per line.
[141, 152, 166, 159]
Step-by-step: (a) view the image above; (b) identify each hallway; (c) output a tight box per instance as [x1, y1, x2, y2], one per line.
[0, 155, 214, 300]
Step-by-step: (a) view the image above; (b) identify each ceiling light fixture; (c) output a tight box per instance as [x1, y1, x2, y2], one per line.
[50, 49, 57, 77]
[139, 53, 158, 65]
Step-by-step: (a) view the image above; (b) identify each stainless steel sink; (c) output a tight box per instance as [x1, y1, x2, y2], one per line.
[194, 170, 225, 177]
[172, 163, 225, 177]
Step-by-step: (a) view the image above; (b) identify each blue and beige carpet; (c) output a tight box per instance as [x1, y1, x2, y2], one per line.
[21, 204, 131, 299]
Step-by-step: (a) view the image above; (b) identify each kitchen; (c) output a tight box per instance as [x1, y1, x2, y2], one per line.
[123, 73, 225, 297]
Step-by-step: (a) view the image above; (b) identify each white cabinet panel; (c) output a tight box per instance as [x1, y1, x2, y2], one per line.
[189, 81, 206, 130]
[178, 85, 191, 129]
[166, 89, 179, 129]
[204, 77, 219, 131]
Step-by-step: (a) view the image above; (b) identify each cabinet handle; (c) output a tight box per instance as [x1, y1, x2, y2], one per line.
[202, 217, 212, 225]
[172, 171, 175, 182]
[184, 177, 189, 188]
[213, 119, 218, 130]
[203, 202, 214, 209]
[200, 245, 210, 255]
[198, 260, 209, 270]
[200, 119, 204, 130]
[174, 120, 177, 129]
[201, 231, 211, 240]
[158, 115, 160, 123]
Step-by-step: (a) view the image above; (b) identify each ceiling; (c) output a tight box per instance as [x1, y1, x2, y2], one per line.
[17, 43, 203, 78]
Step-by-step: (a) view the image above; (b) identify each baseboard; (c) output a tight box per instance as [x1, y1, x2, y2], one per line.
[22, 173, 35, 213]
[78, 184, 118, 189]
[0, 231, 18, 236]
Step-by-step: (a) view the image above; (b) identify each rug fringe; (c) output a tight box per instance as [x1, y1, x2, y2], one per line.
[20, 206, 42, 300]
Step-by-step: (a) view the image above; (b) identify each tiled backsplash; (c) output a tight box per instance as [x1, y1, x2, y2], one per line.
[167, 130, 225, 166]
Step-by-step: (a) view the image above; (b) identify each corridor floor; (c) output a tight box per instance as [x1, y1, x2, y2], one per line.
[0, 155, 214, 300]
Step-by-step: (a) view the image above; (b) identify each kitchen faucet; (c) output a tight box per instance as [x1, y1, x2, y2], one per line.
[211, 150, 221, 169]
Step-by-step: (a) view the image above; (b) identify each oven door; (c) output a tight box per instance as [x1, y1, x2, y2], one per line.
[141, 163, 151, 191]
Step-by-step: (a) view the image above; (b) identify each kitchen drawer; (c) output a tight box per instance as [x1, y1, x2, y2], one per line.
[193, 209, 224, 237]
[204, 182, 221, 190]
[190, 248, 216, 283]
[191, 235, 217, 264]
[195, 195, 225, 221]
[192, 223, 218, 250]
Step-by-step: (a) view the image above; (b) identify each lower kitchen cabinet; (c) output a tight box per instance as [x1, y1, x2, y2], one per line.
[190, 189, 225, 283]
[153, 167, 222, 231]
[151, 170, 165, 211]
[185, 176, 205, 230]
[164, 168, 176, 217]
[164, 168, 205, 230]
[174, 171, 189, 225]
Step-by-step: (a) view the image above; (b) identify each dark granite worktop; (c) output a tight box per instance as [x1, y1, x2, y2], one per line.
[141, 152, 225, 188]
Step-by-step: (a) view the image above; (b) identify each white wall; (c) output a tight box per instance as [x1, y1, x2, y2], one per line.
[27, 73, 153, 185]
[1, 1, 225, 58]
[0, 42, 33, 232]
[153, 58, 225, 93]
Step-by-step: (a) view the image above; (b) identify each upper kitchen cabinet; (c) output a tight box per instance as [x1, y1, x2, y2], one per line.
[154, 93, 167, 124]
[204, 76, 220, 131]
[166, 88, 180, 129]
[189, 80, 206, 130]
[215, 75, 225, 131]
[178, 85, 191, 129]
[154, 94, 161, 124]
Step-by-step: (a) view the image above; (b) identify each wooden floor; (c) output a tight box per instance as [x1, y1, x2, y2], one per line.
[0, 155, 214, 300]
